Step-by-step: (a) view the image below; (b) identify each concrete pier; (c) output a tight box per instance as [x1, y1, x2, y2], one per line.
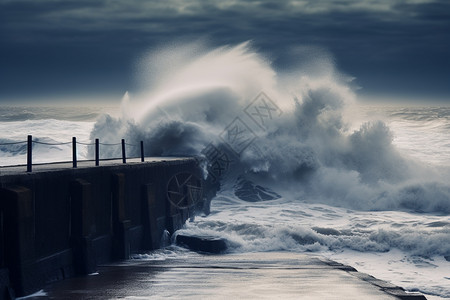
[0, 158, 207, 298]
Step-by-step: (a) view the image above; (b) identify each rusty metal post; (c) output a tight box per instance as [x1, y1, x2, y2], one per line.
[121, 139, 126, 164]
[72, 137, 77, 168]
[95, 139, 99, 166]
[26, 135, 32, 172]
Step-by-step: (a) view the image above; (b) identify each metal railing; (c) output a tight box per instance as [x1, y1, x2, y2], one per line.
[0, 135, 145, 172]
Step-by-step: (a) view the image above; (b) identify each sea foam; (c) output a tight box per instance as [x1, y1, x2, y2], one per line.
[89, 41, 450, 214]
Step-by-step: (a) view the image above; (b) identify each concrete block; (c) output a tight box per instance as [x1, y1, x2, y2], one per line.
[128, 225, 143, 254]
[167, 213, 182, 234]
[70, 179, 95, 238]
[383, 288, 427, 299]
[176, 234, 227, 254]
[181, 208, 190, 224]
[111, 173, 131, 260]
[33, 249, 74, 284]
[91, 234, 112, 264]
[72, 237, 96, 275]
[112, 173, 126, 223]
[0, 186, 35, 262]
[113, 220, 131, 260]
[0, 268, 13, 300]
[0, 185, 37, 296]
[141, 183, 163, 250]
[156, 217, 166, 248]
[70, 179, 97, 275]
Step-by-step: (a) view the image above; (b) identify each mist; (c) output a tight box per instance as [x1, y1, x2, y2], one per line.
[90, 41, 450, 213]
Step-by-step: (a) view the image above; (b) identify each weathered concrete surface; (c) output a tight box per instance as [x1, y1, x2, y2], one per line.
[37, 251, 426, 300]
[0, 157, 191, 176]
[0, 157, 208, 298]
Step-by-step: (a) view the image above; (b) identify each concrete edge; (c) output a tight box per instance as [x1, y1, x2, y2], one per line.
[320, 258, 427, 300]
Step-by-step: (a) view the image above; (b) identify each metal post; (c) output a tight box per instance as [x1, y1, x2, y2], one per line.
[27, 135, 32, 172]
[140, 141, 144, 162]
[95, 139, 99, 166]
[121, 139, 126, 164]
[72, 137, 77, 168]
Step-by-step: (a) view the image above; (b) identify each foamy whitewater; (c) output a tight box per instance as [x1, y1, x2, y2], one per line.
[1, 42, 449, 299]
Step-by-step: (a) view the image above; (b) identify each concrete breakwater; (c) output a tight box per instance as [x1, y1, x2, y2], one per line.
[0, 158, 210, 299]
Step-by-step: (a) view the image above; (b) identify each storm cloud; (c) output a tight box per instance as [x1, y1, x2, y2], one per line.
[1, 0, 449, 103]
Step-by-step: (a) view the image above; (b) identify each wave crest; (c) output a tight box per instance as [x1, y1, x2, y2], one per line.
[90, 42, 450, 213]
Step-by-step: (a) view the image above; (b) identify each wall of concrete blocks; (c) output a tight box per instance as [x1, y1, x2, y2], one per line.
[0, 158, 207, 299]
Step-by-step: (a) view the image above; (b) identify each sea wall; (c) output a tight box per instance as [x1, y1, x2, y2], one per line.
[0, 158, 208, 298]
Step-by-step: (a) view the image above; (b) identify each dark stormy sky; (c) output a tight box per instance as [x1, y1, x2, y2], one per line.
[1, 0, 449, 104]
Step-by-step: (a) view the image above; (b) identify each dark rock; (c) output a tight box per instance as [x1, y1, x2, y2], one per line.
[383, 288, 427, 299]
[312, 227, 342, 236]
[291, 233, 316, 245]
[234, 177, 281, 202]
[426, 221, 450, 228]
[176, 234, 227, 254]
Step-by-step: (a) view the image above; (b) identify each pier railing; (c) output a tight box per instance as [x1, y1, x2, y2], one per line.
[0, 135, 145, 172]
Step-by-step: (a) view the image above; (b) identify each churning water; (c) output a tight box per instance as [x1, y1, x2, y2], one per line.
[1, 42, 449, 299]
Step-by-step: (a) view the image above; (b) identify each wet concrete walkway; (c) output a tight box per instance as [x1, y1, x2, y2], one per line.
[0, 157, 191, 176]
[26, 251, 426, 299]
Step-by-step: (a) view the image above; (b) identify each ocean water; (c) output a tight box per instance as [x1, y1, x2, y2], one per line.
[0, 106, 118, 165]
[1, 43, 449, 299]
